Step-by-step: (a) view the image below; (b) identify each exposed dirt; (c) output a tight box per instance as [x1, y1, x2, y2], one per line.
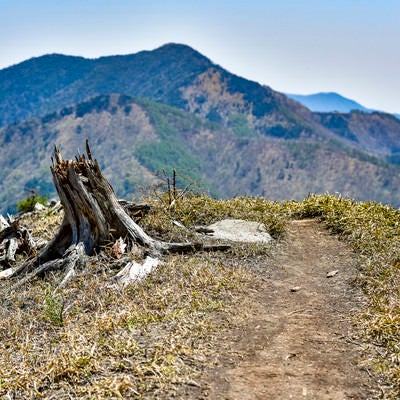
[204, 219, 378, 399]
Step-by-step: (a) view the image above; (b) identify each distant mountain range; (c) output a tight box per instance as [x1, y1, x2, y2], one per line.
[286, 92, 371, 113]
[1, 43, 400, 213]
[287, 92, 400, 119]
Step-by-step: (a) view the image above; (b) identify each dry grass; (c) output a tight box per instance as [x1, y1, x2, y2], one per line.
[141, 193, 287, 240]
[19, 208, 63, 241]
[0, 253, 256, 399]
[286, 193, 400, 398]
[0, 194, 284, 399]
[2, 192, 400, 398]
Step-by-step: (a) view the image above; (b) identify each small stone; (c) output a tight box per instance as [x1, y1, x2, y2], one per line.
[326, 270, 339, 278]
[290, 286, 302, 292]
[34, 202, 46, 211]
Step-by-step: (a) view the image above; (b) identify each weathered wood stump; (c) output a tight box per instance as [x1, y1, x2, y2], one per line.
[0, 216, 36, 272]
[3, 141, 228, 288]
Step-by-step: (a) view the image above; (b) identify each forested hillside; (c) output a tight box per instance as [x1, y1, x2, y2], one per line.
[1, 43, 400, 212]
[1, 94, 400, 214]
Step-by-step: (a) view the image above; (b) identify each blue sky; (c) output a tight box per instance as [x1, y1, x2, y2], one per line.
[1, 0, 399, 113]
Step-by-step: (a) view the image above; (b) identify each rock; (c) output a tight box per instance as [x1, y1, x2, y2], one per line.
[326, 270, 339, 278]
[205, 219, 273, 243]
[290, 286, 302, 292]
[34, 202, 46, 211]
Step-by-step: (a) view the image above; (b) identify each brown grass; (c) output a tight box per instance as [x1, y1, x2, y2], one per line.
[0, 195, 282, 399]
[0, 252, 257, 399]
[3, 192, 400, 398]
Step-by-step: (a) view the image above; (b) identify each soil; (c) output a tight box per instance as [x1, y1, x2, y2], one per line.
[204, 219, 378, 399]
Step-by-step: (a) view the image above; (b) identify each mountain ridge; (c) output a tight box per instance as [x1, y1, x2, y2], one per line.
[0, 43, 351, 143]
[0, 43, 213, 127]
[1, 43, 400, 211]
[286, 92, 372, 113]
[1, 93, 400, 214]
[1, 43, 397, 152]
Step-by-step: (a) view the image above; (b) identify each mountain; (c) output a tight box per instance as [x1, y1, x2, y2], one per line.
[0, 95, 214, 212]
[286, 92, 371, 113]
[0, 44, 335, 143]
[1, 43, 397, 150]
[316, 111, 400, 160]
[1, 43, 400, 212]
[1, 94, 400, 214]
[286, 92, 400, 159]
[0, 44, 211, 127]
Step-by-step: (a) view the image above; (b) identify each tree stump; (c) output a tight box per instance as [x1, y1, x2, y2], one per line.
[4, 141, 229, 288]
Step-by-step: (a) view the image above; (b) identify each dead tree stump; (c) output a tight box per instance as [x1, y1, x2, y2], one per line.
[5, 141, 228, 288]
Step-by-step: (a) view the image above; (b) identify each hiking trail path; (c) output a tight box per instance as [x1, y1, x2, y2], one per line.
[206, 219, 377, 399]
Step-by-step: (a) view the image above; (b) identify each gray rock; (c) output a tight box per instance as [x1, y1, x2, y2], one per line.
[205, 219, 273, 243]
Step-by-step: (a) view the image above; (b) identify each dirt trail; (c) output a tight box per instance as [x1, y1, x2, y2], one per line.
[207, 219, 376, 399]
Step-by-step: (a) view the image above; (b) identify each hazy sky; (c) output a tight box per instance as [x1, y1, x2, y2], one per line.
[1, 0, 399, 113]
